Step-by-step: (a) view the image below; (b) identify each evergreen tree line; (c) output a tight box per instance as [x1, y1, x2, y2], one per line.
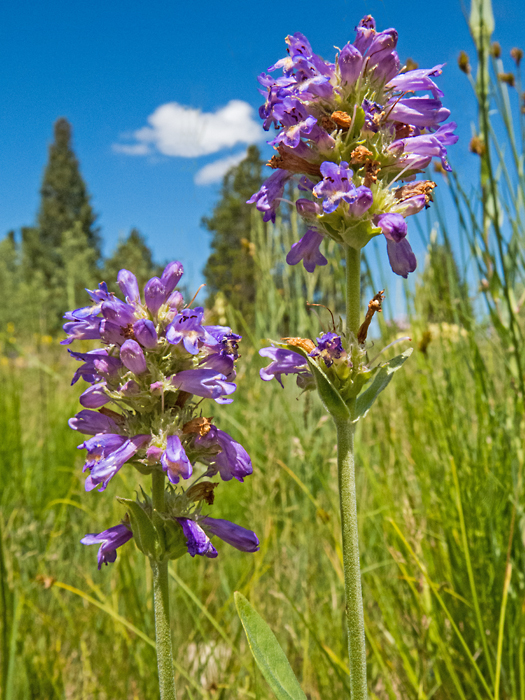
[0, 117, 467, 341]
[0, 118, 162, 337]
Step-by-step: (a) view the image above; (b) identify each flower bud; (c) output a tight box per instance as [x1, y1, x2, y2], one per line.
[120, 339, 147, 374]
[79, 382, 110, 408]
[161, 261, 184, 295]
[134, 319, 158, 348]
[117, 270, 140, 303]
[144, 277, 166, 316]
[295, 198, 320, 220]
[167, 290, 184, 310]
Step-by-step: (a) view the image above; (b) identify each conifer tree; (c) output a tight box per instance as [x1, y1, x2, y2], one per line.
[202, 146, 264, 321]
[25, 118, 100, 281]
[103, 228, 162, 293]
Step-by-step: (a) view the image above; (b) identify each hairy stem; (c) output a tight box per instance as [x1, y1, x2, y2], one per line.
[338, 244, 367, 698]
[151, 471, 176, 700]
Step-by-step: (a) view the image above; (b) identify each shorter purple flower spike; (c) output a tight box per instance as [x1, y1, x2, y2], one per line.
[120, 339, 148, 374]
[161, 435, 192, 484]
[144, 277, 167, 316]
[286, 229, 328, 273]
[202, 517, 260, 552]
[133, 319, 158, 349]
[259, 347, 309, 387]
[81, 523, 133, 570]
[117, 270, 141, 303]
[176, 518, 218, 558]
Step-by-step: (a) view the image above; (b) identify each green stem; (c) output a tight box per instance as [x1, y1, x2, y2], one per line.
[337, 245, 367, 698]
[151, 471, 177, 700]
[346, 247, 361, 337]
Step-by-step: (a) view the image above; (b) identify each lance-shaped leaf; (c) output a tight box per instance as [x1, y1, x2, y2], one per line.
[307, 356, 351, 421]
[354, 348, 413, 421]
[117, 497, 164, 561]
[234, 592, 307, 700]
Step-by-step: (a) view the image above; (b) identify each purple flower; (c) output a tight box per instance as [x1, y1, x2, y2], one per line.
[68, 409, 120, 435]
[79, 433, 127, 472]
[160, 261, 184, 295]
[375, 213, 407, 242]
[61, 314, 101, 345]
[338, 43, 364, 87]
[85, 434, 150, 491]
[313, 162, 357, 214]
[309, 333, 344, 366]
[195, 426, 253, 482]
[165, 307, 217, 355]
[101, 298, 136, 327]
[259, 347, 309, 387]
[295, 198, 321, 220]
[387, 64, 445, 99]
[120, 339, 148, 374]
[354, 15, 377, 54]
[69, 349, 123, 385]
[386, 97, 450, 128]
[247, 169, 290, 223]
[160, 435, 192, 484]
[81, 523, 133, 570]
[348, 186, 373, 218]
[286, 229, 328, 273]
[176, 518, 218, 558]
[201, 517, 260, 553]
[386, 238, 417, 278]
[133, 319, 158, 348]
[79, 382, 110, 409]
[117, 270, 141, 303]
[170, 369, 236, 403]
[144, 277, 166, 316]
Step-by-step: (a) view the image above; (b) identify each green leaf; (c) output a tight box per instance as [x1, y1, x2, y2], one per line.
[307, 357, 351, 421]
[234, 592, 307, 700]
[117, 498, 163, 560]
[354, 348, 413, 421]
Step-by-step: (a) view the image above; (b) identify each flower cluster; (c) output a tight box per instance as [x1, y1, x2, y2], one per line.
[249, 16, 457, 278]
[64, 262, 259, 569]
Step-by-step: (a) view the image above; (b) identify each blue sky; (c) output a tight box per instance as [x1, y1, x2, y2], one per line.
[1, 0, 524, 290]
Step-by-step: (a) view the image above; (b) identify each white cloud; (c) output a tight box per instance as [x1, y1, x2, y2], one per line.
[194, 151, 248, 185]
[114, 100, 264, 158]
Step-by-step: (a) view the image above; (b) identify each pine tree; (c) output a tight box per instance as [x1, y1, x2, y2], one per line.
[26, 117, 100, 281]
[202, 146, 264, 321]
[103, 228, 162, 293]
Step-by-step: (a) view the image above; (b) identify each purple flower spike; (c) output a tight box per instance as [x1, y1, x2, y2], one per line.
[286, 229, 328, 273]
[196, 427, 253, 482]
[313, 162, 357, 214]
[117, 270, 140, 303]
[160, 435, 192, 484]
[79, 382, 110, 409]
[259, 347, 309, 387]
[170, 369, 236, 403]
[120, 339, 147, 374]
[201, 517, 260, 552]
[133, 319, 158, 349]
[68, 410, 120, 435]
[86, 434, 150, 491]
[144, 277, 167, 316]
[161, 261, 184, 295]
[81, 523, 133, 570]
[386, 238, 417, 278]
[176, 518, 217, 558]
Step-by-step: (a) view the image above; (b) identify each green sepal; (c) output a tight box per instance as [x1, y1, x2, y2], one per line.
[354, 348, 413, 421]
[341, 364, 379, 400]
[162, 519, 188, 561]
[234, 592, 307, 700]
[349, 106, 365, 139]
[116, 497, 165, 561]
[276, 341, 351, 421]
